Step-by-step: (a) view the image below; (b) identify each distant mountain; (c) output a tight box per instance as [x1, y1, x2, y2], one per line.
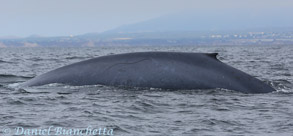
[1, 8, 293, 47]
[105, 8, 293, 34]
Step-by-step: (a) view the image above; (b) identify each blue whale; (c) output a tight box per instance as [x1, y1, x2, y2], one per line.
[21, 52, 276, 93]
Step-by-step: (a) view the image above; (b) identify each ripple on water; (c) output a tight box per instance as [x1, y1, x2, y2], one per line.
[0, 46, 293, 135]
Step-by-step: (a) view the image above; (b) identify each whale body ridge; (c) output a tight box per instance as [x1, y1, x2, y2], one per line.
[21, 52, 276, 93]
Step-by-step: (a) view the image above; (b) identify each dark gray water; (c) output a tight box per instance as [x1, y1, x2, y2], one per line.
[0, 46, 292, 136]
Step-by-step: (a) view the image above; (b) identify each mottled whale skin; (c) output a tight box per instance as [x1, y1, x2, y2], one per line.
[21, 52, 276, 93]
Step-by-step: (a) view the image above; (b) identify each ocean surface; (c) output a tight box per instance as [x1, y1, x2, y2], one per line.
[0, 45, 292, 136]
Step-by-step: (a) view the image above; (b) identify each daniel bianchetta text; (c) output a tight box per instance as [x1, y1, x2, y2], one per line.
[1, 126, 114, 136]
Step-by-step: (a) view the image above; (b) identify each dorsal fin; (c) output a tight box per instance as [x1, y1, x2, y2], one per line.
[206, 53, 219, 60]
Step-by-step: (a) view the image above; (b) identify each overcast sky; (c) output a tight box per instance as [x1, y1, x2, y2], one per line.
[0, 0, 292, 37]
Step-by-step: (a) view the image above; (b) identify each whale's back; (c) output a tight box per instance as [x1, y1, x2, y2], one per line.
[21, 52, 276, 93]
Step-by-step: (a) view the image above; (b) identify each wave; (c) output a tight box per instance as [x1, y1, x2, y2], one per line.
[269, 79, 293, 93]
[0, 74, 33, 84]
[0, 60, 13, 64]
[65, 56, 89, 60]
[0, 74, 33, 78]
